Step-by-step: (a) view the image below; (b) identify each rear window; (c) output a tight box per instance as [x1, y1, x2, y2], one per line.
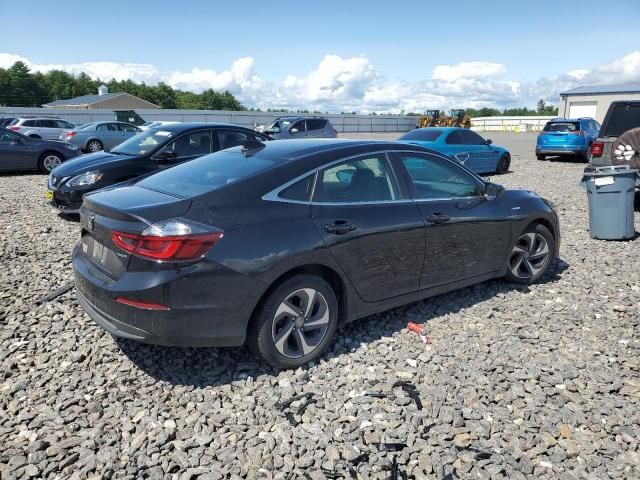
[398, 129, 443, 141]
[602, 104, 640, 137]
[544, 122, 580, 132]
[136, 148, 278, 197]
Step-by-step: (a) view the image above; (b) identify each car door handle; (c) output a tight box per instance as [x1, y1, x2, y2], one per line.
[426, 214, 451, 224]
[324, 221, 357, 234]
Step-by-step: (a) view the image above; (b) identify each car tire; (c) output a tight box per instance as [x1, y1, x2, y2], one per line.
[496, 154, 510, 174]
[86, 139, 103, 152]
[38, 151, 63, 173]
[536, 154, 545, 160]
[580, 144, 592, 162]
[504, 223, 555, 284]
[247, 274, 339, 368]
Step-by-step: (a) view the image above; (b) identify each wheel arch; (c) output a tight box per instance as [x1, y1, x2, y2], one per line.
[247, 263, 349, 342]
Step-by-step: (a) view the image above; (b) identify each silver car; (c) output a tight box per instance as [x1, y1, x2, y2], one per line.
[60, 121, 141, 152]
[7, 117, 76, 140]
[262, 116, 338, 139]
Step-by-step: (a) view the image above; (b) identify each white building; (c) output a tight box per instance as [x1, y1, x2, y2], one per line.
[559, 84, 640, 122]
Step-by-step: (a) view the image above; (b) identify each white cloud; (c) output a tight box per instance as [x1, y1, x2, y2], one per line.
[2, 51, 640, 113]
[432, 61, 506, 81]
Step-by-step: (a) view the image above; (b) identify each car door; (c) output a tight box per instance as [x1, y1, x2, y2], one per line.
[0, 130, 36, 170]
[153, 129, 216, 170]
[459, 130, 496, 173]
[37, 119, 59, 140]
[391, 151, 511, 288]
[116, 123, 139, 147]
[443, 130, 474, 167]
[310, 152, 425, 302]
[288, 120, 307, 139]
[94, 123, 117, 149]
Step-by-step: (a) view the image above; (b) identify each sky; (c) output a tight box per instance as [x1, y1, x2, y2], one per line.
[1, 0, 639, 113]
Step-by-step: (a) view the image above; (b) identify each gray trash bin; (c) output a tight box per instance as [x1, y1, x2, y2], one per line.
[582, 165, 638, 240]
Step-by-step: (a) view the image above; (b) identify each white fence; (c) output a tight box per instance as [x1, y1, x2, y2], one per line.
[471, 116, 555, 132]
[0, 107, 421, 133]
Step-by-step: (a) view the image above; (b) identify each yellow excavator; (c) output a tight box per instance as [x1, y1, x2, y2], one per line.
[416, 110, 442, 128]
[416, 109, 472, 129]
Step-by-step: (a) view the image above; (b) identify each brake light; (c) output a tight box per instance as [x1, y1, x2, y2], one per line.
[111, 219, 223, 261]
[115, 297, 169, 311]
[7, 126, 20, 131]
[591, 141, 604, 157]
[66, 131, 76, 138]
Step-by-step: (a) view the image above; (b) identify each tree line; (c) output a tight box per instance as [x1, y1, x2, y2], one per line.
[0, 61, 246, 111]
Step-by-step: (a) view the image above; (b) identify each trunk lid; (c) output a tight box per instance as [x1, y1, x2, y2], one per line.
[79, 185, 192, 279]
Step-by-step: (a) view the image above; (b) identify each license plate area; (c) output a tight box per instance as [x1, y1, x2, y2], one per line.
[82, 234, 127, 278]
[45, 190, 53, 201]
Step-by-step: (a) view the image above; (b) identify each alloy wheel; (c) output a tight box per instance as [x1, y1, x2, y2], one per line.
[42, 155, 62, 172]
[87, 141, 102, 152]
[508, 232, 550, 280]
[271, 288, 330, 359]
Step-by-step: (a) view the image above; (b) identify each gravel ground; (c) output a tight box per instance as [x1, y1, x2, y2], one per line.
[1, 132, 639, 479]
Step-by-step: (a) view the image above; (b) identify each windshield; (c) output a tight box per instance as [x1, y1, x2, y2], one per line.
[544, 122, 579, 132]
[137, 148, 277, 197]
[399, 129, 443, 141]
[111, 129, 174, 155]
[267, 117, 296, 130]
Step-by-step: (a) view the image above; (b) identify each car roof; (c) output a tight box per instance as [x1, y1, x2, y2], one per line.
[414, 127, 466, 132]
[147, 122, 257, 133]
[228, 138, 440, 162]
[547, 118, 591, 122]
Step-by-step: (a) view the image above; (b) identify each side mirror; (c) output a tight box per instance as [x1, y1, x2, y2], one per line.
[485, 139, 493, 145]
[483, 181, 503, 200]
[290, 128, 299, 134]
[155, 150, 177, 162]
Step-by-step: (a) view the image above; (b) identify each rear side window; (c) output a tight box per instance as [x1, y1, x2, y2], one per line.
[22, 120, 37, 127]
[398, 129, 443, 141]
[602, 104, 640, 137]
[137, 149, 277, 197]
[278, 176, 313, 201]
[544, 122, 579, 132]
[306, 119, 327, 130]
[39, 120, 57, 128]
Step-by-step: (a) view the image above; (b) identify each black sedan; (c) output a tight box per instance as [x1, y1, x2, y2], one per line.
[73, 140, 560, 368]
[0, 127, 80, 173]
[47, 122, 270, 213]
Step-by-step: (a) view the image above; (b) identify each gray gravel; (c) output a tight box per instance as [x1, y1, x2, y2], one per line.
[1, 132, 639, 479]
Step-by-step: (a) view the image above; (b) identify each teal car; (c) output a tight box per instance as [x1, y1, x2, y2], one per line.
[398, 127, 511, 174]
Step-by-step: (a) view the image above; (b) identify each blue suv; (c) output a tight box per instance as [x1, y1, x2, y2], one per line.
[536, 118, 601, 161]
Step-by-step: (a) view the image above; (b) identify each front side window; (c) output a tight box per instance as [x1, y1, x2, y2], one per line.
[160, 131, 214, 158]
[399, 153, 480, 200]
[313, 155, 398, 203]
[118, 123, 139, 132]
[445, 131, 464, 144]
[460, 130, 486, 145]
[290, 120, 307, 133]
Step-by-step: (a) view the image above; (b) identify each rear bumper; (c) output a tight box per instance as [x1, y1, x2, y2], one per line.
[536, 146, 588, 155]
[73, 245, 262, 347]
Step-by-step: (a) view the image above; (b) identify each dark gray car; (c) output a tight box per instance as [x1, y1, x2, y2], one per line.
[262, 116, 338, 139]
[0, 127, 80, 173]
[60, 121, 141, 152]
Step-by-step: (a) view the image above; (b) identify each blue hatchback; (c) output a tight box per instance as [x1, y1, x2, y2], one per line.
[397, 127, 511, 174]
[536, 118, 601, 161]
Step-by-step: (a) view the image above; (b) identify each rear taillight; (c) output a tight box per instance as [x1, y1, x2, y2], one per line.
[66, 132, 76, 138]
[111, 219, 223, 262]
[572, 131, 584, 136]
[591, 141, 604, 157]
[7, 126, 20, 131]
